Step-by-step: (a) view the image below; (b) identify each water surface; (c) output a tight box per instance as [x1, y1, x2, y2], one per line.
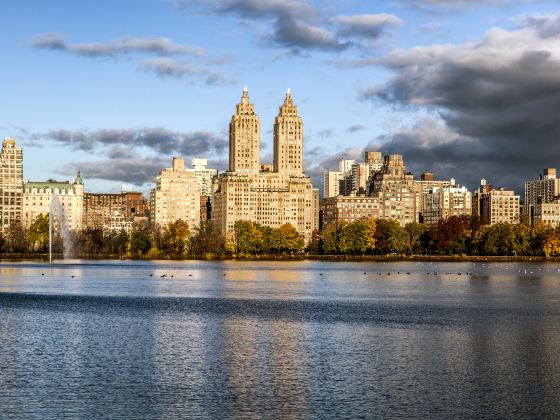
[1, 260, 560, 418]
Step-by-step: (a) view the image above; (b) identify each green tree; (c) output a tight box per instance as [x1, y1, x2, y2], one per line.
[27, 214, 49, 252]
[234, 220, 264, 255]
[374, 219, 406, 254]
[339, 220, 369, 255]
[130, 229, 151, 256]
[4, 221, 28, 253]
[320, 221, 345, 255]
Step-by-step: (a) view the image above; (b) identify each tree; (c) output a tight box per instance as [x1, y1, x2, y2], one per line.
[432, 215, 472, 255]
[339, 220, 369, 255]
[543, 233, 560, 257]
[320, 221, 345, 255]
[277, 223, 304, 253]
[27, 214, 49, 252]
[234, 220, 263, 255]
[162, 219, 190, 256]
[130, 229, 151, 256]
[189, 221, 226, 258]
[4, 221, 28, 253]
[374, 219, 406, 254]
[404, 222, 426, 255]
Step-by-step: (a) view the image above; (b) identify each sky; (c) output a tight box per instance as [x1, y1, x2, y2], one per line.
[2, 0, 560, 196]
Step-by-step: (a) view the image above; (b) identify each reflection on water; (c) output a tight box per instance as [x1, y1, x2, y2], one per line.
[2, 260, 560, 417]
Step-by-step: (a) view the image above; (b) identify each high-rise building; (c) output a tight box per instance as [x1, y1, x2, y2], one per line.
[151, 157, 200, 229]
[370, 154, 417, 225]
[213, 88, 316, 243]
[472, 180, 520, 225]
[274, 89, 303, 179]
[321, 154, 417, 228]
[23, 172, 84, 231]
[523, 168, 560, 225]
[230, 86, 260, 175]
[0, 138, 23, 231]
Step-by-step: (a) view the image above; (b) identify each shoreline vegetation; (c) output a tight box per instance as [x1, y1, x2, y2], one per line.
[1, 253, 559, 263]
[4, 214, 560, 263]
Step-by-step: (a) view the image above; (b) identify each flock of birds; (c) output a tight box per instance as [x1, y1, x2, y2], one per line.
[37, 264, 560, 279]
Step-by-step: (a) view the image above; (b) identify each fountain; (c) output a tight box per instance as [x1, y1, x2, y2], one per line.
[49, 194, 73, 262]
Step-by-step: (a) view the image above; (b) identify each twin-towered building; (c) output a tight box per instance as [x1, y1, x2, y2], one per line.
[212, 88, 318, 243]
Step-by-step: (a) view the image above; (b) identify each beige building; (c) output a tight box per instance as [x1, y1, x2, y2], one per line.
[151, 157, 200, 229]
[0, 138, 23, 231]
[23, 173, 84, 231]
[213, 88, 316, 243]
[523, 169, 560, 225]
[370, 154, 417, 225]
[531, 198, 560, 227]
[320, 154, 418, 228]
[324, 170, 344, 198]
[322, 195, 380, 228]
[478, 188, 520, 225]
[422, 185, 472, 226]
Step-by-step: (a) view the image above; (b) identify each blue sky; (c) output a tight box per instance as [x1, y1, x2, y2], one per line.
[2, 0, 560, 195]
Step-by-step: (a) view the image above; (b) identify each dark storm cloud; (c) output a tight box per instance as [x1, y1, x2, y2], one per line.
[318, 129, 334, 138]
[176, 0, 401, 52]
[60, 154, 168, 186]
[139, 58, 235, 85]
[31, 33, 204, 57]
[34, 127, 228, 157]
[357, 15, 560, 193]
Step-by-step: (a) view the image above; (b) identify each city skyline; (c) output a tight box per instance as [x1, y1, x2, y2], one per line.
[2, 0, 560, 195]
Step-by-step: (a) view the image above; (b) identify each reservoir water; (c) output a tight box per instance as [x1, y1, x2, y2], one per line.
[1, 260, 560, 418]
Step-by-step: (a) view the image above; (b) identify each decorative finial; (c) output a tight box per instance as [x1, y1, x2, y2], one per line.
[243, 85, 248, 92]
[287, 88, 291, 96]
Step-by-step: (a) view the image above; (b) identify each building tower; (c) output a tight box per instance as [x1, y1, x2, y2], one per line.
[229, 87, 260, 176]
[0, 138, 23, 231]
[274, 89, 303, 178]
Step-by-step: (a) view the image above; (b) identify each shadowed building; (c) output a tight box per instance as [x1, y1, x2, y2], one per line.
[84, 191, 148, 229]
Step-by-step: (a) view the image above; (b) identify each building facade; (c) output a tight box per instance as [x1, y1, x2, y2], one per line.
[0, 138, 23, 231]
[370, 154, 417, 225]
[213, 88, 316, 243]
[151, 157, 200, 229]
[191, 158, 218, 198]
[479, 189, 520, 225]
[23, 173, 84, 231]
[84, 191, 148, 229]
[321, 195, 380, 228]
[422, 185, 472, 226]
[523, 169, 560, 225]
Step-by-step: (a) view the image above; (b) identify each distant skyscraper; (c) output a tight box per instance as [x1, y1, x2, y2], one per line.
[472, 179, 520, 225]
[0, 138, 23, 231]
[151, 157, 200, 228]
[523, 168, 560, 225]
[213, 88, 317, 243]
[229, 86, 260, 175]
[274, 89, 303, 178]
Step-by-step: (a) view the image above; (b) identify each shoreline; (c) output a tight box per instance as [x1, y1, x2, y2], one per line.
[0, 253, 558, 263]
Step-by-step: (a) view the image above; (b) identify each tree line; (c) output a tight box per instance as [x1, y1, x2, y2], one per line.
[317, 216, 560, 257]
[3, 214, 560, 258]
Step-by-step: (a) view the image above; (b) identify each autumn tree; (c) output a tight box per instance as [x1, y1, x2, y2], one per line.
[374, 219, 406, 254]
[162, 219, 191, 256]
